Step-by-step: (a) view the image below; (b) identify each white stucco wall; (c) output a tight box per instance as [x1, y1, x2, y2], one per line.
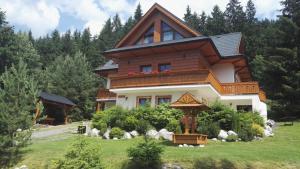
[212, 63, 235, 83]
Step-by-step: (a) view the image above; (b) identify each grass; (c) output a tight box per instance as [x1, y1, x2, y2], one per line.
[16, 122, 300, 169]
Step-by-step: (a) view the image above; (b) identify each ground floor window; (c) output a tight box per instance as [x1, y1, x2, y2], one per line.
[136, 96, 151, 107]
[156, 95, 172, 105]
[237, 105, 252, 112]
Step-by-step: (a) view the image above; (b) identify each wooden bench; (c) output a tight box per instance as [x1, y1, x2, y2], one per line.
[173, 134, 208, 145]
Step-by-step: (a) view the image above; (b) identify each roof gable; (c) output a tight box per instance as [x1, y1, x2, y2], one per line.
[115, 3, 201, 48]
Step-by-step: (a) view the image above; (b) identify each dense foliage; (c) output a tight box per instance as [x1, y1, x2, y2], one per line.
[126, 138, 164, 169]
[197, 101, 264, 141]
[92, 104, 183, 133]
[55, 137, 103, 169]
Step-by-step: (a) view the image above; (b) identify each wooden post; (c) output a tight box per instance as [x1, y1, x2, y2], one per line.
[33, 100, 41, 124]
[96, 102, 100, 112]
[184, 114, 189, 134]
[191, 114, 196, 134]
[64, 106, 68, 124]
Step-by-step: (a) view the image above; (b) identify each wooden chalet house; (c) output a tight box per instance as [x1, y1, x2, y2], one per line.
[95, 3, 267, 119]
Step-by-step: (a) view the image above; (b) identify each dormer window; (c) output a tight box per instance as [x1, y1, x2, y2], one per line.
[161, 21, 183, 41]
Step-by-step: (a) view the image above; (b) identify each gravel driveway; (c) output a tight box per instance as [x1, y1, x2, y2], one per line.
[31, 123, 80, 139]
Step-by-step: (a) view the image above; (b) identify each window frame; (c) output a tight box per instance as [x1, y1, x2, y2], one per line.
[158, 63, 171, 72]
[136, 96, 152, 107]
[140, 64, 152, 74]
[236, 105, 253, 112]
[155, 95, 172, 105]
[161, 21, 183, 42]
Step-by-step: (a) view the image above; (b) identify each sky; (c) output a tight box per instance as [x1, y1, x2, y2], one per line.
[0, 0, 282, 38]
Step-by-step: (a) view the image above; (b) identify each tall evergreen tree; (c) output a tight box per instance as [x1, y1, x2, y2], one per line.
[0, 60, 38, 167]
[61, 29, 75, 56]
[28, 30, 34, 46]
[0, 9, 17, 73]
[206, 5, 227, 35]
[245, 0, 256, 24]
[112, 14, 123, 41]
[134, 3, 143, 23]
[224, 0, 247, 32]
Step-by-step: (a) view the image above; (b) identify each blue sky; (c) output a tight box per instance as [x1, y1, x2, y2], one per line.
[0, 0, 282, 38]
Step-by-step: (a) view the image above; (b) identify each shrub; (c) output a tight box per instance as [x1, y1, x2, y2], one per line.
[252, 123, 264, 137]
[193, 158, 237, 169]
[127, 138, 164, 169]
[55, 137, 103, 169]
[166, 119, 182, 133]
[136, 120, 152, 135]
[238, 124, 255, 141]
[110, 127, 124, 139]
[197, 121, 220, 139]
[123, 116, 139, 131]
[226, 135, 238, 142]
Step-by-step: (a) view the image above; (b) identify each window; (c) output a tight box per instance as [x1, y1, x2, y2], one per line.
[158, 63, 171, 72]
[237, 105, 252, 112]
[140, 65, 152, 73]
[161, 21, 183, 41]
[156, 96, 172, 105]
[135, 25, 154, 45]
[137, 96, 151, 107]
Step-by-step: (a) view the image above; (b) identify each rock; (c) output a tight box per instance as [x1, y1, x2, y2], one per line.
[123, 132, 132, 139]
[146, 129, 159, 139]
[91, 128, 100, 137]
[227, 130, 238, 136]
[266, 119, 276, 127]
[83, 121, 91, 135]
[19, 165, 28, 169]
[162, 163, 183, 169]
[222, 139, 226, 142]
[16, 128, 22, 132]
[158, 129, 174, 141]
[103, 128, 111, 139]
[178, 144, 183, 147]
[265, 125, 272, 132]
[218, 130, 228, 139]
[183, 144, 188, 147]
[129, 130, 139, 137]
[188, 145, 194, 147]
[113, 137, 118, 140]
[264, 129, 274, 137]
[199, 145, 205, 148]
[254, 136, 263, 141]
[211, 138, 218, 141]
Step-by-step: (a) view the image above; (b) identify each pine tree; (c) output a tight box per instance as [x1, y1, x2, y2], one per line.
[183, 6, 202, 33]
[0, 60, 38, 167]
[245, 0, 256, 24]
[61, 29, 75, 56]
[0, 9, 17, 73]
[199, 12, 207, 34]
[28, 30, 35, 46]
[134, 3, 143, 23]
[184, 6, 192, 22]
[206, 5, 227, 35]
[45, 52, 99, 119]
[112, 14, 123, 41]
[122, 16, 135, 36]
[224, 0, 247, 32]
[98, 18, 115, 50]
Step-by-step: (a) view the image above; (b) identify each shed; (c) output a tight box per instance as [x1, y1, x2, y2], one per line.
[34, 92, 76, 125]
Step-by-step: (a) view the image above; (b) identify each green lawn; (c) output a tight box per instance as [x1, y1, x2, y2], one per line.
[16, 122, 300, 169]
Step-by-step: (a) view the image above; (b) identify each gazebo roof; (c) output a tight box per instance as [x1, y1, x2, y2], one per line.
[170, 92, 209, 110]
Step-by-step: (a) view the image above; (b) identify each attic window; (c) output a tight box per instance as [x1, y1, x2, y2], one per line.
[161, 21, 183, 41]
[136, 25, 154, 45]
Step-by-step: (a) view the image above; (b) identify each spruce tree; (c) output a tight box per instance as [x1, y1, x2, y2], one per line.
[134, 3, 143, 23]
[224, 0, 247, 32]
[206, 5, 227, 35]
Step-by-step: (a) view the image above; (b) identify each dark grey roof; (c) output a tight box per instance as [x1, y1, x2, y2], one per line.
[95, 60, 118, 71]
[99, 32, 243, 71]
[39, 92, 76, 106]
[210, 32, 242, 57]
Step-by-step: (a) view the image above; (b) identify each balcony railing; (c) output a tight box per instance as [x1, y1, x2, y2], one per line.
[101, 70, 266, 102]
[96, 89, 116, 100]
[110, 70, 211, 89]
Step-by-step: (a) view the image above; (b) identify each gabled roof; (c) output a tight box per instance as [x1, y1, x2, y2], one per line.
[170, 92, 209, 110]
[99, 32, 244, 71]
[39, 92, 76, 107]
[115, 3, 201, 48]
[210, 32, 242, 57]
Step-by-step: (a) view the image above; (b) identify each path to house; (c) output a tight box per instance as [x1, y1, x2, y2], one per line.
[31, 122, 81, 139]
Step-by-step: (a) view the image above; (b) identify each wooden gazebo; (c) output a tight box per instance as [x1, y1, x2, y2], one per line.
[34, 92, 76, 125]
[171, 92, 209, 145]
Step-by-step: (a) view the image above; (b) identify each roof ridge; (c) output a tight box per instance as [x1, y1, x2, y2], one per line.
[210, 32, 242, 37]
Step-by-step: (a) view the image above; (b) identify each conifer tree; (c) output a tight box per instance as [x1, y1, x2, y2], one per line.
[225, 0, 247, 32]
[206, 5, 227, 35]
[134, 3, 143, 23]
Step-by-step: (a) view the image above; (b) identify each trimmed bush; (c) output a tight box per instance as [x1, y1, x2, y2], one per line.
[123, 116, 139, 131]
[127, 138, 164, 169]
[252, 123, 264, 137]
[136, 120, 151, 135]
[110, 127, 124, 139]
[197, 121, 220, 139]
[238, 124, 255, 141]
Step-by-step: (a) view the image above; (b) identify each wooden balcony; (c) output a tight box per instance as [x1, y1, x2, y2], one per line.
[96, 89, 116, 101]
[110, 70, 212, 89]
[107, 70, 266, 102]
